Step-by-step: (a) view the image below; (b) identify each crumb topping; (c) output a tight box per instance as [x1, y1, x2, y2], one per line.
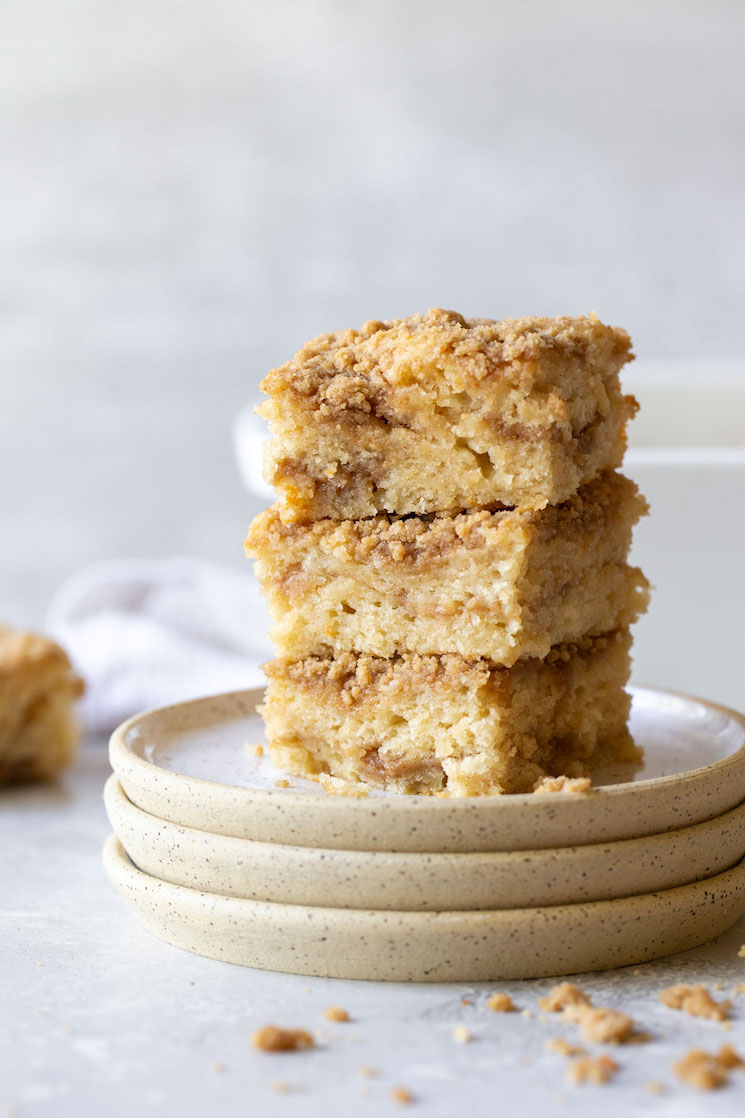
[539, 983, 592, 1013]
[562, 1005, 636, 1045]
[391, 1086, 414, 1105]
[261, 309, 633, 417]
[251, 1026, 315, 1052]
[674, 1045, 744, 1090]
[567, 1054, 619, 1085]
[533, 775, 593, 795]
[322, 1007, 350, 1023]
[486, 993, 517, 1013]
[246, 473, 644, 564]
[659, 984, 732, 1022]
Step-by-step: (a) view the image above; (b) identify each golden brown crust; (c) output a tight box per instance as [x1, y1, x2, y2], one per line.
[246, 472, 645, 565]
[0, 625, 83, 785]
[261, 309, 633, 415]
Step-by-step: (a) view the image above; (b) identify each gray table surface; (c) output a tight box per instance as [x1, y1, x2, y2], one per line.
[2, 741, 744, 1117]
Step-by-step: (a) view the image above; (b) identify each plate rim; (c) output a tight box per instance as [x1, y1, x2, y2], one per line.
[109, 683, 745, 814]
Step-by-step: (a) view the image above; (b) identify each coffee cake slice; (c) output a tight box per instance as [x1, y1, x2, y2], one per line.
[259, 309, 636, 522]
[246, 472, 648, 663]
[0, 626, 83, 784]
[261, 631, 638, 796]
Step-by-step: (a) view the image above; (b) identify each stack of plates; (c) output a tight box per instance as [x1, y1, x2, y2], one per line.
[104, 686, 745, 982]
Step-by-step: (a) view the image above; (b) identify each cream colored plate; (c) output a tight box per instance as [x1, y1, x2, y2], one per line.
[109, 687, 745, 853]
[103, 835, 745, 981]
[104, 775, 745, 911]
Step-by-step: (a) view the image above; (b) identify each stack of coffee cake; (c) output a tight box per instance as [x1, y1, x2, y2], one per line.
[246, 309, 649, 796]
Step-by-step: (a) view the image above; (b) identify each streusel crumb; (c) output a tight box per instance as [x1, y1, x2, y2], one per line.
[533, 775, 593, 795]
[486, 993, 517, 1013]
[251, 1026, 315, 1052]
[567, 1054, 618, 1085]
[562, 1005, 636, 1045]
[673, 1045, 744, 1090]
[546, 1038, 586, 1058]
[323, 1006, 350, 1023]
[391, 1086, 414, 1105]
[659, 984, 732, 1022]
[539, 983, 592, 1013]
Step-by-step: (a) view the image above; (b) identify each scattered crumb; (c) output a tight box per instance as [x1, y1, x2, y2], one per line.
[713, 982, 723, 991]
[34, 961, 43, 967]
[533, 775, 593, 795]
[210, 1061, 226, 1074]
[318, 772, 369, 797]
[461, 997, 472, 1005]
[274, 779, 290, 788]
[738, 945, 745, 958]
[633, 969, 641, 976]
[323, 1006, 350, 1023]
[673, 1045, 744, 1090]
[735, 983, 745, 995]
[539, 983, 592, 1013]
[718, 1044, 744, 1069]
[486, 993, 517, 1013]
[247, 743, 264, 757]
[452, 1025, 471, 1044]
[271, 1080, 304, 1095]
[546, 1038, 586, 1058]
[562, 1005, 636, 1045]
[521, 1009, 532, 1020]
[645, 1081, 664, 1095]
[659, 984, 732, 1022]
[391, 1086, 414, 1105]
[359, 1065, 379, 1079]
[251, 1026, 315, 1052]
[567, 1054, 618, 1085]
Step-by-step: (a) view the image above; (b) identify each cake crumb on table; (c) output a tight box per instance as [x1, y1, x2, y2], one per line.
[452, 1025, 471, 1044]
[210, 1061, 226, 1074]
[546, 1038, 586, 1058]
[274, 778, 290, 788]
[539, 983, 592, 1013]
[659, 984, 732, 1021]
[567, 1054, 618, 1085]
[738, 945, 745, 958]
[251, 1026, 315, 1052]
[391, 1086, 414, 1105]
[323, 1006, 350, 1023]
[562, 1005, 636, 1045]
[359, 1065, 379, 1079]
[486, 993, 517, 1013]
[645, 1081, 664, 1095]
[247, 743, 264, 757]
[533, 776, 593, 795]
[673, 1045, 744, 1090]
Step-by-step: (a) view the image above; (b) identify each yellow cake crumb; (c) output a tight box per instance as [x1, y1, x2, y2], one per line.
[562, 1005, 636, 1045]
[359, 1065, 379, 1079]
[323, 1006, 350, 1023]
[452, 1025, 471, 1044]
[251, 1026, 315, 1052]
[546, 1038, 586, 1058]
[486, 993, 517, 1013]
[533, 775, 593, 795]
[659, 984, 732, 1022]
[318, 772, 369, 797]
[738, 945, 745, 958]
[567, 1053, 618, 1085]
[391, 1086, 414, 1105]
[673, 1045, 744, 1090]
[247, 743, 264, 757]
[539, 983, 592, 1013]
[274, 778, 290, 788]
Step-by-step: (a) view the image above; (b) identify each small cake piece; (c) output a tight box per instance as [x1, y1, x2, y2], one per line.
[261, 630, 638, 797]
[259, 310, 636, 523]
[0, 626, 83, 785]
[246, 472, 648, 663]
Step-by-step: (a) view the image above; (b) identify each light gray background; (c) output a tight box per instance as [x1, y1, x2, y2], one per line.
[2, 0, 744, 625]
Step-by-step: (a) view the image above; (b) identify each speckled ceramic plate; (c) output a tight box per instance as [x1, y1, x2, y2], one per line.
[109, 687, 745, 853]
[103, 835, 745, 981]
[104, 775, 745, 911]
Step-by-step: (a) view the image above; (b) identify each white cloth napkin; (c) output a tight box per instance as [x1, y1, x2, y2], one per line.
[45, 557, 272, 735]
